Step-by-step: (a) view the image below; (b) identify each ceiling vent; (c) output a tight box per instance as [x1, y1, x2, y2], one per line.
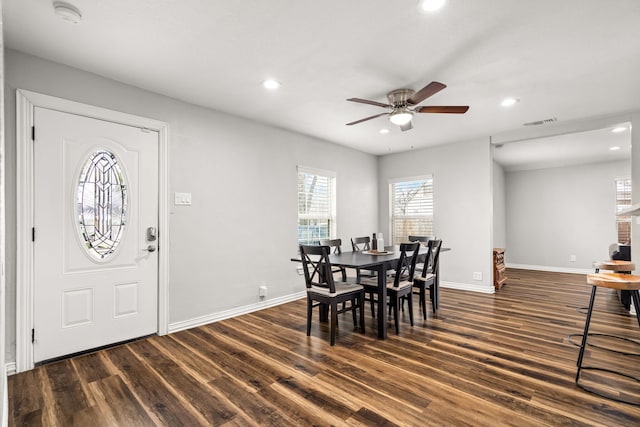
[523, 117, 557, 126]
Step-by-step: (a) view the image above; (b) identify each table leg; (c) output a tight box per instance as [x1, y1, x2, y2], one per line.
[319, 303, 329, 323]
[377, 262, 387, 339]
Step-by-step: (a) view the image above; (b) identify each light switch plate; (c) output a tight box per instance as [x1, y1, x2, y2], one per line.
[174, 192, 192, 206]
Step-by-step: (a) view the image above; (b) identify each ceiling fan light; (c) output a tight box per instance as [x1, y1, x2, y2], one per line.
[389, 111, 413, 126]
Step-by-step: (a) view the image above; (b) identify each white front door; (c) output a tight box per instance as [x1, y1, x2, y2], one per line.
[33, 107, 159, 363]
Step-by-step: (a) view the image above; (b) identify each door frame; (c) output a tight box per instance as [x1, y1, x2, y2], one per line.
[16, 89, 170, 372]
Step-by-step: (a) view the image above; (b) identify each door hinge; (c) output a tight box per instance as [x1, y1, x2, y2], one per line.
[32, 227, 35, 242]
[31, 126, 35, 141]
[32, 328, 35, 344]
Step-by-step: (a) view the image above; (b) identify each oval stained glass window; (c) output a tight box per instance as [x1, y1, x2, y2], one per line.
[76, 149, 128, 260]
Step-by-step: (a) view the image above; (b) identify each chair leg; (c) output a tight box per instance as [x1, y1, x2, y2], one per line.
[351, 298, 357, 326]
[370, 291, 376, 318]
[576, 286, 597, 382]
[393, 296, 400, 334]
[430, 285, 436, 312]
[359, 293, 365, 333]
[419, 286, 427, 320]
[307, 297, 313, 336]
[407, 292, 414, 327]
[330, 301, 338, 346]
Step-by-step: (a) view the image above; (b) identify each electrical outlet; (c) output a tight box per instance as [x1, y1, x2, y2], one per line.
[259, 285, 268, 297]
[473, 272, 482, 281]
[570, 255, 576, 262]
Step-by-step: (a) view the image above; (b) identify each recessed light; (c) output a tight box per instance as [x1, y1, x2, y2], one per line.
[500, 97, 519, 107]
[262, 79, 281, 90]
[609, 146, 621, 151]
[53, 1, 82, 24]
[612, 126, 627, 133]
[418, 0, 446, 12]
[379, 129, 390, 134]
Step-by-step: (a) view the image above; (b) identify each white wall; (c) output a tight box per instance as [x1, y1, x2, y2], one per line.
[3, 49, 378, 362]
[505, 160, 630, 272]
[492, 160, 506, 249]
[378, 139, 494, 292]
[0, 2, 8, 423]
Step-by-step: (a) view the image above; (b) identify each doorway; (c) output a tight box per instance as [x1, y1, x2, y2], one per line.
[16, 90, 169, 371]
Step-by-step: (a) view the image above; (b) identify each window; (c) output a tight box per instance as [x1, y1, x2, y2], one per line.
[297, 166, 336, 245]
[76, 149, 128, 260]
[390, 175, 433, 245]
[615, 177, 631, 244]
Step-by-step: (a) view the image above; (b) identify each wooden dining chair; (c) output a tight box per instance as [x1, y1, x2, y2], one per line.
[408, 235, 431, 243]
[412, 239, 443, 318]
[361, 242, 420, 334]
[299, 245, 365, 346]
[319, 238, 348, 282]
[350, 235, 378, 283]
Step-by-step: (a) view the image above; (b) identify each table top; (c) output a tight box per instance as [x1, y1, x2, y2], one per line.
[292, 245, 449, 269]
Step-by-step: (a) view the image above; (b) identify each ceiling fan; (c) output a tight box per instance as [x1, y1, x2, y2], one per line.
[346, 81, 469, 131]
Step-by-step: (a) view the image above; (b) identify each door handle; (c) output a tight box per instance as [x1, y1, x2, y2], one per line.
[143, 245, 157, 253]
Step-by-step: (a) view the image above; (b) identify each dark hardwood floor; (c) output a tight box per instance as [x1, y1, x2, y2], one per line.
[9, 269, 640, 426]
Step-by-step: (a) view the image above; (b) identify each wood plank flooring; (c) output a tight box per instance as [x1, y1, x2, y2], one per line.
[9, 269, 640, 426]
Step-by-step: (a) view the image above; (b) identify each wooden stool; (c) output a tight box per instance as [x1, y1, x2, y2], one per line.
[592, 260, 635, 273]
[574, 273, 640, 405]
[592, 261, 635, 310]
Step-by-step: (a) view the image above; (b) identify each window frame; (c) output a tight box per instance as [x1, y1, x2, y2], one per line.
[615, 177, 631, 245]
[297, 166, 337, 245]
[388, 174, 434, 245]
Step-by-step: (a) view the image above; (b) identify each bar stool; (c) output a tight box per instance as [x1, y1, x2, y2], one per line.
[574, 273, 640, 405]
[593, 260, 635, 274]
[576, 261, 636, 314]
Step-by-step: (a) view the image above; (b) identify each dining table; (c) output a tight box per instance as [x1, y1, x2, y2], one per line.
[292, 244, 449, 340]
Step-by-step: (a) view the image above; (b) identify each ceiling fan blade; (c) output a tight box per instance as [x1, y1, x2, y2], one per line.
[347, 98, 391, 108]
[346, 113, 389, 126]
[415, 106, 470, 114]
[400, 121, 413, 132]
[407, 81, 446, 105]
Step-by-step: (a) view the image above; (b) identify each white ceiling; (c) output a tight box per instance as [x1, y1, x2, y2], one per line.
[3, 0, 640, 161]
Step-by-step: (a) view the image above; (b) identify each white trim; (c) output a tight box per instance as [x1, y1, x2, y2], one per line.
[15, 89, 170, 373]
[2, 371, 6, 427]
[506, 263, 592, 275]
[296, 165, 336, 178]
[440, 281, 495, 294]
[168, 292, 306, 334]
[4, 363, 15, 376]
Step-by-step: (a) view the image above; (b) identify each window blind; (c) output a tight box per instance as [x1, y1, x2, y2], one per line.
[390, 176, 433, 245]
[297, 166, 336, 245]
[615, 177, 631, 244]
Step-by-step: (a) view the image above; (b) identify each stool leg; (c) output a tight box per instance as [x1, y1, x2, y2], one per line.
[576, 285, 598, 382]
[632, 290, 640, 329]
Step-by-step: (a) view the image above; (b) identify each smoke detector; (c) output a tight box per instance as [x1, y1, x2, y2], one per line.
[53, 1, 82, 24]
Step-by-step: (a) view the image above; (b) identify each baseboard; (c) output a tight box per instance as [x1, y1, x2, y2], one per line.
[4, 363, 15, 376]
[168, 291, 306, 334]
[2, 364, 8, 427]
[506, 263, 593, 275]
[440, 281, 495, 294]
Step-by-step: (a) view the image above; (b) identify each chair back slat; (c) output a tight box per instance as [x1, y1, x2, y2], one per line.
[351, 236, 371, 252]
[392, 242, 420, 288]
[299, 245, 336, 293]
[408, 235, 431, 243]
[420, 239, 443, 278]
[319, 238, 343, 255]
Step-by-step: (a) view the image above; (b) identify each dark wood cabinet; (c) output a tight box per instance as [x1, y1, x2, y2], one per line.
[493, 248, 507, 291]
